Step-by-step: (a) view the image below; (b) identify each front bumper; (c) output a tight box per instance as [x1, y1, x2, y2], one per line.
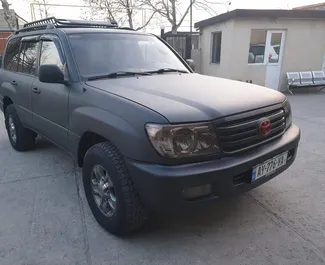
[126, 124, 300, 211]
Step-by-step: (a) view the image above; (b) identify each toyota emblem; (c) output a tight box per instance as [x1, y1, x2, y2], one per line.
[259, 120, 271, 136]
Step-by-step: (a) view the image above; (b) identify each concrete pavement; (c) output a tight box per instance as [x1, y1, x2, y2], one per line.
[0, 91, 325, 265]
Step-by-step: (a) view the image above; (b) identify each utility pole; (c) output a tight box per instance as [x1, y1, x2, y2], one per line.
[188, 0, 193, 58]
[42, 0, 48, 18]
[189, 0, 192, 37]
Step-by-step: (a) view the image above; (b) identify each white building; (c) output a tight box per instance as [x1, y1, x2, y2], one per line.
[195, 9, 325, 91]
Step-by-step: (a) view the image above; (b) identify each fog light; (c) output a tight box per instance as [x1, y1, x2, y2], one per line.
[183, 184, 212, 200]
[287, 149, 295, 161]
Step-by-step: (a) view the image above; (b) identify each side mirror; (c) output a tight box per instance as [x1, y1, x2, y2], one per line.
[39, 64, 65, 84]
[186, 59, 195, 71]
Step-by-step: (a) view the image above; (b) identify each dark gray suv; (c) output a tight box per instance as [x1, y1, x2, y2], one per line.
[0, 18, 300, 235]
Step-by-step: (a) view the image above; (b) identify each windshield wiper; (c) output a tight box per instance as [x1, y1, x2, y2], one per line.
[146, 68, 188, 74]
[88, 71, 151, 81]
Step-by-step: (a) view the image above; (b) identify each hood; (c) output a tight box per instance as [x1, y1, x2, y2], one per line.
[86, 73, 286, 123]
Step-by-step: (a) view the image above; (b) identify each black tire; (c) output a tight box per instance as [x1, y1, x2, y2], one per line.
[4, 105, 36, 151]
[82, 141, 147, 235]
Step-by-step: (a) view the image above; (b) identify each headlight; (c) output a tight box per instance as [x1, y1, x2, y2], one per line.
[283, 99, 292, 130]
[145, 123, 220, 158]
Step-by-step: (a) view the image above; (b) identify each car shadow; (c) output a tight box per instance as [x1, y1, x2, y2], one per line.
[125, 194, 254, 240]
[34, 136, 56, 150]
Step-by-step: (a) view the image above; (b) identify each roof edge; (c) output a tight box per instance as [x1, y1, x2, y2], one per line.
[195, 8, 325, 29]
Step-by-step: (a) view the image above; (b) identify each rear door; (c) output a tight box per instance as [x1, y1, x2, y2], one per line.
[0, 36, 39, 128]
[31, 34, 70, 149]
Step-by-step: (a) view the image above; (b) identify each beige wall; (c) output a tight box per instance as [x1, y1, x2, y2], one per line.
[280, 19, 325, 89]
[199, 20, 234, 78]
[200, 17, 325, 90]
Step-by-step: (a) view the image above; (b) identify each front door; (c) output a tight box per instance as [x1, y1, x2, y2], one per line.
[265, 30, 285, 90]
[31, 35, 69, 149]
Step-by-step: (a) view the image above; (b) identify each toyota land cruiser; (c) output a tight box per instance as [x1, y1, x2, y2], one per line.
[0, 17, 300, 235]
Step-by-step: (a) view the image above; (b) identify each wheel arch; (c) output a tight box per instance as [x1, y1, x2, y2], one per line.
[77, 131, 108, 167]
[71, 106, 148, 167]
[3, 96, 13, 113]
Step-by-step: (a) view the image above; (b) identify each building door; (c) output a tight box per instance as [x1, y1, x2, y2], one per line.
[265, 30, 286, 90]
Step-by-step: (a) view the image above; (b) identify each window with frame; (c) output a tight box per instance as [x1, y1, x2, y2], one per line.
[17, 41, 40, 75]
[248, 30, 267, 64]
[40, 40, 65, 71]
[211, 32, 222, 64]
[4, 38, 21, 72]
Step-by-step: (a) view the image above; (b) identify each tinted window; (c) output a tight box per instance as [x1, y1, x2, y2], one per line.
[4, 38, 21, 71]
[40, 41, 65, 71]
[211, 32, 222, 64]
[273, 46, 280, 55]
[249, 46, 265, 56]
[68, 33, 188, 78]
[17, 41, 39, 75]
[268, 33, 282, 64]
[248, 30, 267, 64]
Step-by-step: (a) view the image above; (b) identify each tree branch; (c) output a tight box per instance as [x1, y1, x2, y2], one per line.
[176, 0, 195, 28]
[135, 10, 156, 30]
[161, 0, 171, 22]
[145, 2, 168, 17]
[194, 1, 217, 16]
[1, 0, 14, 30]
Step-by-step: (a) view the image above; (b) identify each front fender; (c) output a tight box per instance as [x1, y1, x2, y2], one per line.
[69, 106, 161, 161]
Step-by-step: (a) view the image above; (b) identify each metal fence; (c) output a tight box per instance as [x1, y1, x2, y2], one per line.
[162, 32, 192, 59]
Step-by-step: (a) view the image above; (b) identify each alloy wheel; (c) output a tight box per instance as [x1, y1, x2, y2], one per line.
[8, 116, 17, 143]
[90, 164, 117, 217]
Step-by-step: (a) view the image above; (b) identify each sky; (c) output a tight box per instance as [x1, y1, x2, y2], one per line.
[9, 0, 324, 33]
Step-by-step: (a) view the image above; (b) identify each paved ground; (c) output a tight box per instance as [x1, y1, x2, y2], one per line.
[1, 91, 325, 265]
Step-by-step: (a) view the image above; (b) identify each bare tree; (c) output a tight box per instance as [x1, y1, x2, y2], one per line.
[31, 0, 51, 19]
[0, 0, 17, 30]
[84, 0, 156, 30]
[144, 0, 226, 32]
[84, 0, 120, 24]
[142, 0, 191, 33]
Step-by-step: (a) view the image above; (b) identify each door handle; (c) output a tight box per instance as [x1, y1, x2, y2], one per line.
[32, 87, 41, 94]
[11, 80, 18, 86]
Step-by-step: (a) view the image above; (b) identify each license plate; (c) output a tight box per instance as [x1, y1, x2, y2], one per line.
[252, 152, 288, 182]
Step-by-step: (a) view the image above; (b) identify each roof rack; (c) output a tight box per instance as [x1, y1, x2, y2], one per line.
[15, 17, 118, 34]
[118, 27, 136, 31]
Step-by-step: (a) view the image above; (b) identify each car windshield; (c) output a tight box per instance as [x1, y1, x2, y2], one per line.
[249, 45, 265, 56]
[68, 32, 189, 78]
[273, 46, 280, 55]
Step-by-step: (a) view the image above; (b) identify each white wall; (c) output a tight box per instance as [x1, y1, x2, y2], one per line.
[199, 17, 325, 90]
[199, 19, 234, 79]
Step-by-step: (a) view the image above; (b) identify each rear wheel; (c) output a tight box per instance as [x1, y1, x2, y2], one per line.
[83, 141, 147, 235]
[5, 105, 36, 151]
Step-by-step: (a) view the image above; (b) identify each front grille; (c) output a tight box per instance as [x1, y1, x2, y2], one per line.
[216, 105, 286, 153]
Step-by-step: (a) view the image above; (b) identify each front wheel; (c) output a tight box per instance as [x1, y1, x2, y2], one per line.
[4, 105, 36, 151]
[82, 141, 147, 235]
